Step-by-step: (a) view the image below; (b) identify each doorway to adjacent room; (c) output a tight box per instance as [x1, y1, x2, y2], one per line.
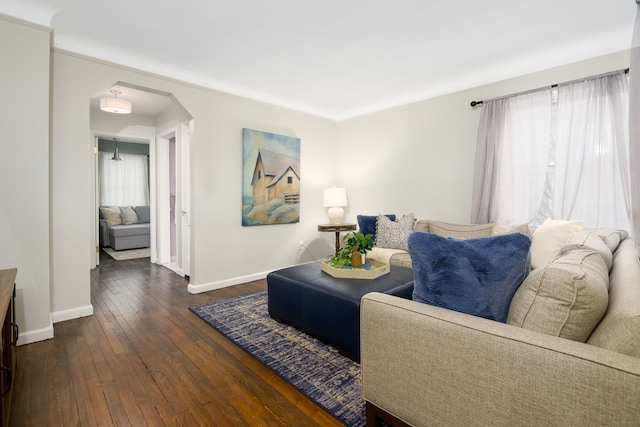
[90, 83, 193, 279]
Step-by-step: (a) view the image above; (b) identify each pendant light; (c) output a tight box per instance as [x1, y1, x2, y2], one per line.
[112, 138, 122, 161]
[100, 89, 132, 114]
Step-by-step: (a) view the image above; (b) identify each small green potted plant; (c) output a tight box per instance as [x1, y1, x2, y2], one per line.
[330, 231, 374, 268]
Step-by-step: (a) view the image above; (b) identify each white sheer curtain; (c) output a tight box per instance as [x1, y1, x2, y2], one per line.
[472, 71, 632, 231]
[555, 71, 631, 231]
[630, 1, 640, 249]
[471, 89, 552, 224]
[99, 152, 150, 206]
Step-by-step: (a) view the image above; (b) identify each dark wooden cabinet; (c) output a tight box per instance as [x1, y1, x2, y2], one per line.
[0, 269, 16, 427]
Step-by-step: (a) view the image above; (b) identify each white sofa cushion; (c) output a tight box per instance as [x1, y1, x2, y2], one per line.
[530, 219, 584, 269]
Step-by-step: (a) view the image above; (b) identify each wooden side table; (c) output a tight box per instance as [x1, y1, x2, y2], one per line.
[318, 223, 357, 257]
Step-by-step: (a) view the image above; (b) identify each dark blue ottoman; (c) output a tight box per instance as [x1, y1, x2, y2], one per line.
[267, 261, 414, 360]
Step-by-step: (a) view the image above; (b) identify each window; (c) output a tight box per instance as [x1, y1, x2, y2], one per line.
[287, 176, 293, 184]
[472, 70, 631, 231]
[99, 152, 150, 206]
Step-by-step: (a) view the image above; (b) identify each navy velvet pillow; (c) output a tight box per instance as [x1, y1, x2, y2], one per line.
[357, 214, 395, 242]
[408, 231, 531, 323]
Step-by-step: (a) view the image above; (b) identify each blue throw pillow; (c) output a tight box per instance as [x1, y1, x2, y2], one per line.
[408, 231, 531, 323]
[357, 214, 395, 242]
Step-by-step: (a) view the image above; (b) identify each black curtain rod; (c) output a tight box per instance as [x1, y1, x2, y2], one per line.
[470, 68, 629, 108]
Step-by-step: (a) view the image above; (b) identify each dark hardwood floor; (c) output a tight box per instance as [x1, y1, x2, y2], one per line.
[9, 252, 344, 426]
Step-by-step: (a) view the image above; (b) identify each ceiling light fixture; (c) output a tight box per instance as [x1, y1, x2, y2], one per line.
[100, 89, 132, 114]
[111, 138, 122, 161]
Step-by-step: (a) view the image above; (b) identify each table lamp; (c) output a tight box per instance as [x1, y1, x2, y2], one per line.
[323, 187, 348, 224]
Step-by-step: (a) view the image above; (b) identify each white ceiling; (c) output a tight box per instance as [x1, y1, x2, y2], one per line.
[1, 0, 636, 120]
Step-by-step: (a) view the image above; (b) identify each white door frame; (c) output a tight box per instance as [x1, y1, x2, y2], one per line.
[155, 130, 172, 267]
[92, 136, 100, 267]
[180, 121, 192, 277]
[156, 122, 191, 276]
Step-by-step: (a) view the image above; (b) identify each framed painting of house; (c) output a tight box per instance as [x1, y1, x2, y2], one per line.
[242, 128, 300, 226]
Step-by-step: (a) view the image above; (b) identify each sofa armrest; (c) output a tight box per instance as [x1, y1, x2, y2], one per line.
[99, 219, 110, 248]
[361, 292, 640, 426]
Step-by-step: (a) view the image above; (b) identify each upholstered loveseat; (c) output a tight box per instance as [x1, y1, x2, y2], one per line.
[360, 217, 640, 426]
[99, 205, 151, 250]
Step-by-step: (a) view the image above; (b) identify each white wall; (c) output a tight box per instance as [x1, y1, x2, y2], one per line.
[51, 49, 339, 306]
[337, 50, 631, 224]
[0, 15, 52, 344]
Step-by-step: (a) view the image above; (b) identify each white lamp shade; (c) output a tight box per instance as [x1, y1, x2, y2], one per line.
[323, 187, 348, 207]
[100, 97, 132, 114]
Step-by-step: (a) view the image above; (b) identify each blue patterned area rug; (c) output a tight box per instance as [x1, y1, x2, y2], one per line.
[190, 291, 365, 427]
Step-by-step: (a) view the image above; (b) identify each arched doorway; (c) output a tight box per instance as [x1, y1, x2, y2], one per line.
[89, 83, 193, 278]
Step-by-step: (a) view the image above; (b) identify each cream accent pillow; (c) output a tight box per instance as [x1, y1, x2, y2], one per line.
[375, 213, 414, 251]
[530, 219, 583, 269]
[507, 248, 609, 342]
[100, 206, 123, 227]
[120, 206, 139, 225]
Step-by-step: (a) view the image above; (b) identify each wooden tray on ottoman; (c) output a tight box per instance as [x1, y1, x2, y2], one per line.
[321, 259, 390, 279]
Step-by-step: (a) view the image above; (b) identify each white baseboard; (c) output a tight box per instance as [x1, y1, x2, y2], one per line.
[17, 305, 94, 346]
[52, 304, 94, 323]
[17, 323, 54, 346]
[186, 261, 317, 294]
[188, 270, 270, 294]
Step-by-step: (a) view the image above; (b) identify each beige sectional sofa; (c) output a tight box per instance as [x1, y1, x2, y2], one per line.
[361, 219, 640, 426]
